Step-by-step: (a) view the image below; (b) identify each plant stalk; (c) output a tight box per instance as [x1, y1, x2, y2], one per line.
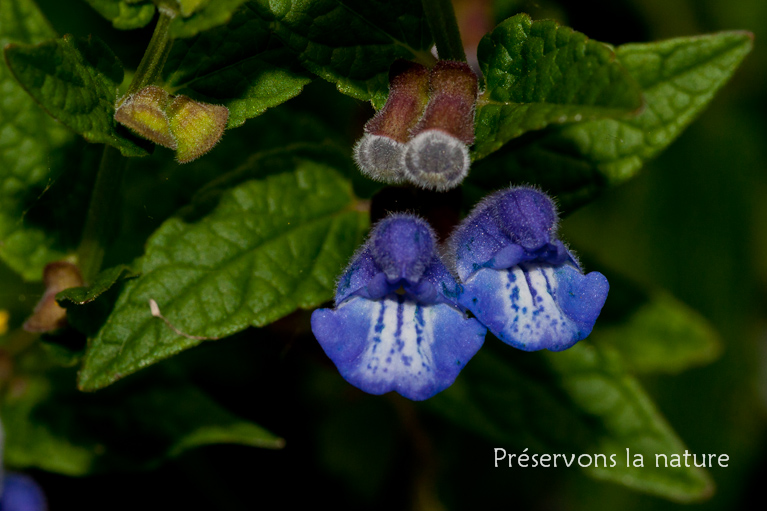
[77, 146, 127, 282]
[77, 11, 175, 281]
[124, 9, 175, 98]
[421, 0, 466, 62]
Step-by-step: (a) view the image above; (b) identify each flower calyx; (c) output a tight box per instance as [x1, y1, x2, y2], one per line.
[354, 60, 479, 191]
[404, 60, 478, 190]
[115, 85, 228, 164]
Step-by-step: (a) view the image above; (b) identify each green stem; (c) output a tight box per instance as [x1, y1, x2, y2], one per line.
[123, 9, 175, 99]
[77, 146, 127, 282]
[421, 0, 466, 62]
[77, 12, 175, 281]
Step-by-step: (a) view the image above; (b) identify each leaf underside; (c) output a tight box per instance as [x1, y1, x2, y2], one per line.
[247, 0, 434, 108]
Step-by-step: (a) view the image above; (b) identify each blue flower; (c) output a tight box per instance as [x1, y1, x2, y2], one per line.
[311, 214, 487, 401]
[0, 473, 48, 511]
[0, 418, 48, 511]
[447, 187, 609, 352]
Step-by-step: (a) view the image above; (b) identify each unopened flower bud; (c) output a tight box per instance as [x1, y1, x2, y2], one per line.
[404, 61, 478, 190]
[114, 86, 176, 149]
[23, 261, 83, 333]
[167, 95, 229, 164]
[354, 60, 430, 183]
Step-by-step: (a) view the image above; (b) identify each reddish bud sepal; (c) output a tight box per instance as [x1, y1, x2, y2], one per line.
[404, 61, 478, 190]
[114, 86, 176, 150]
[23, 261, 84, 333]
[354, 60, 430, 183]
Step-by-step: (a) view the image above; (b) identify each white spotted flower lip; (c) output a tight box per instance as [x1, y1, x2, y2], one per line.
[311, 214, 486, 401]
[448, 187, 609, 352]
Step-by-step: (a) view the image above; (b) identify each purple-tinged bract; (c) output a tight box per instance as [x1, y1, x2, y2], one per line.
[312, 214, 486, 401]
[403, 61, 479, 191]
[448, 187, 608, 352]
[354, 61, 430, 184]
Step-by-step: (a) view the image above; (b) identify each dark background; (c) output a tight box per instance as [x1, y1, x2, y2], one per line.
[14, 0, 767, 509]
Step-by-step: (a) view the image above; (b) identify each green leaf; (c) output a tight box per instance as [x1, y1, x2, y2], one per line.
[82, 0, 156, 30]
[2, 375, 94, 475]
[593, 293, 722, 374]
[4, 34, 148, 157]
[56, 265, 137, 306]
[173, 0, 210, 18]
[56, 265, 137, 337]
[468, 31, 753, 212]
[78, 145, 368, 391]
[168, 421, 284, 457]
[114, 104, 349, 266]
[40, 338, 85, 368]
[169, 0, 249, 39]
[2, 369, 282, 475]
[249, 0, 434, 108]
[426, 342, 713, 502]
[546, 343, 713, 501]
[0, 0, 77, 280]
[164, 5, 311, 128]
[425, 349, 590, 453]
[473, 13, 643, 160]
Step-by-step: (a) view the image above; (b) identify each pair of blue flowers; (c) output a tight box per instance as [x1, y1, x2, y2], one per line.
[311, 187, 609, 401]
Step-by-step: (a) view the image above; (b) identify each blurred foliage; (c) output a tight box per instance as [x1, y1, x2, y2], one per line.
[0, 0, 764, 509]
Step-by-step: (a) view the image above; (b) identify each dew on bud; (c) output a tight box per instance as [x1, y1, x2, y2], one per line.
[167, 95, 229, 164]
[114, 86, 176, 149]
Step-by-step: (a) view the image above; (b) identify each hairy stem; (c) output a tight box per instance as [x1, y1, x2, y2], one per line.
[421, 0, 466, 62]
